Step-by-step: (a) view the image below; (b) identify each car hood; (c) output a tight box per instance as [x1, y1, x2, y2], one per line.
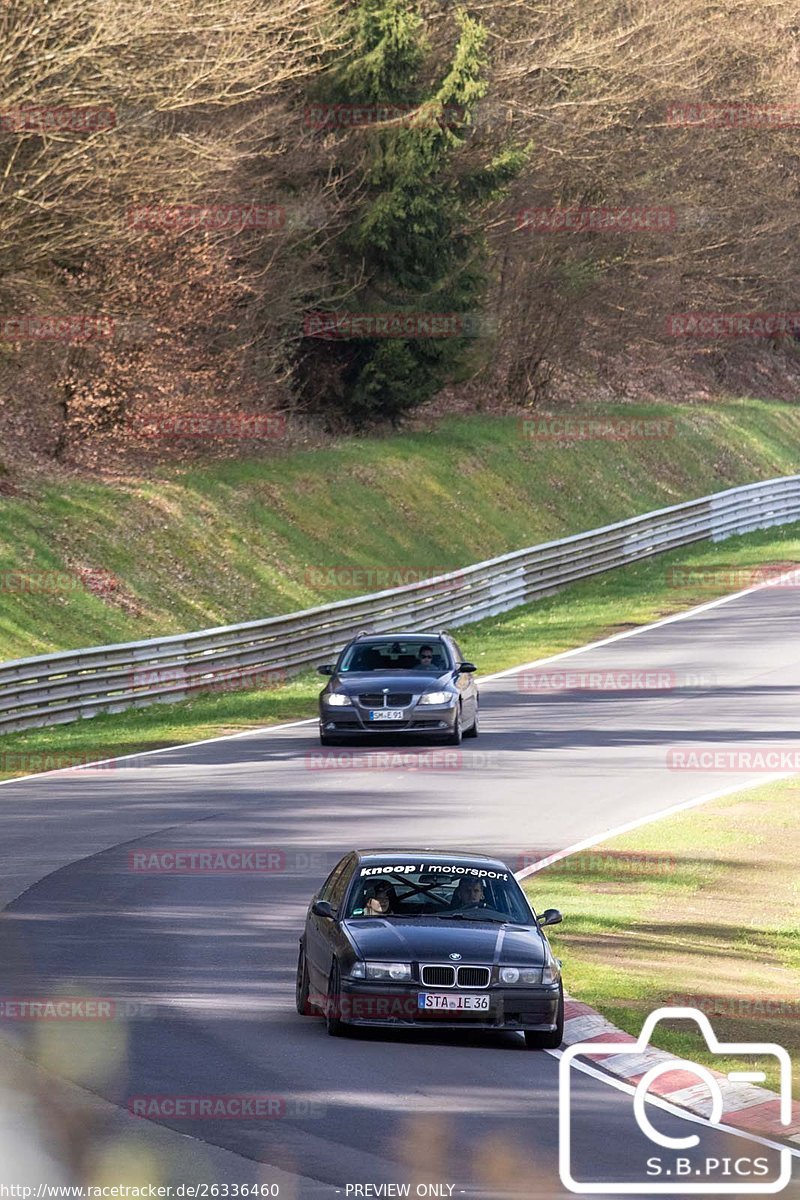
[345, 918, 546, 966]
[329, 671, 452, 694]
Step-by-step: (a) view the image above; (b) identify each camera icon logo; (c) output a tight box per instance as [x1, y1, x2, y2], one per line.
[559, 1006, 793, 1194]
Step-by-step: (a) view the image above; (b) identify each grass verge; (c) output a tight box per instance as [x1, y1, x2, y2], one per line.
[2, 399, 800, 662]
[1, 518, 799, 780]
[524, 777, 800, 1098]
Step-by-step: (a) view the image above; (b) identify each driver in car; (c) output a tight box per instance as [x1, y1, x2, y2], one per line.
[449, 878, 486, 909]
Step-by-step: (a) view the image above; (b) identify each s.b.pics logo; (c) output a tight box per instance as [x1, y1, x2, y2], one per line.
[559, 1007, 793, 1194]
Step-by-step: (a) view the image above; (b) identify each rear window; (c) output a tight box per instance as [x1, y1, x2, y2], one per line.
[345, 861, 533, 924]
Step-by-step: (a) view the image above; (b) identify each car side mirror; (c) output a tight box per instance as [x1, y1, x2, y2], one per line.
[458, 662, 477, 673]
[312, 899, 337, 920]
[317, 664, 335, 676]
[538, 908, 562, 927]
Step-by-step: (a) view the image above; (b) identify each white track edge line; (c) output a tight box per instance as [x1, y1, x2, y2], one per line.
[513, 773, 795, 881]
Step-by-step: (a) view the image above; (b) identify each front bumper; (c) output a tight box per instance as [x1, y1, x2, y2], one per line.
[319, 704, 458, 737]
[325, 980, 561, 1031]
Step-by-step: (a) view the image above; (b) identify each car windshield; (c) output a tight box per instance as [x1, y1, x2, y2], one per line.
[338, 640, 449, 672]
[345, 863, 534, 924]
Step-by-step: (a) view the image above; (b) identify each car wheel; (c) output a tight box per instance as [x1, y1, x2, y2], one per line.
[523, 985, 564, 1050]
[463, 702, 479, 738]
[445, 707, 463, 746]
[325, 960, 346, 1037]
[295, 942, 315, 1015]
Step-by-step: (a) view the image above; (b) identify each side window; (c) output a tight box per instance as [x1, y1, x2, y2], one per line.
[329, 856, 356, 910]
[449, 639, 463, 665]
[319, 857, 350, 903]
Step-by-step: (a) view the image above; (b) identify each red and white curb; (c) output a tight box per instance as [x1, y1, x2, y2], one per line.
[561, 997, 800, 1146]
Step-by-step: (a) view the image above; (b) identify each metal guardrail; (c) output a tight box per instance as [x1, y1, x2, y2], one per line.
[2, 473, 799, 733]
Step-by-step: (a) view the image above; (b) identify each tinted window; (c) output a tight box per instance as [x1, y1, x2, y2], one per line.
[328, 855, 356, 909]
[319, 856, 351, 903]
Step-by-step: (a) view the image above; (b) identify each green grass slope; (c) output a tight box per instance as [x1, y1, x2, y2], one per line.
[1, 399, 800, 663]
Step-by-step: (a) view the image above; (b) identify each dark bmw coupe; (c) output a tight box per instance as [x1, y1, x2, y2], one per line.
[316, 631, 479, 746]
[296, 850, 564, 1049]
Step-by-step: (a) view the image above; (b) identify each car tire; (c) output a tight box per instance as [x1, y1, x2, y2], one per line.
[325, 960, 346, 1037]
[445, 708, 463, 746]
[463, 703, 479, 738]
[295, 942, 315, 1016]
[523, 985, 564, 1050]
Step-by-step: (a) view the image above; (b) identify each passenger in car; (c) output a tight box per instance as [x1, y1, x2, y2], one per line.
[363, 880, 396, 915]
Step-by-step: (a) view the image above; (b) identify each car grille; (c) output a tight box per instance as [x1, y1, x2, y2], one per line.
[421, 965, 455, 987]
[358, 693, 413, 707]
[457, 966, 491, 988]
[420, 965, 492, 988]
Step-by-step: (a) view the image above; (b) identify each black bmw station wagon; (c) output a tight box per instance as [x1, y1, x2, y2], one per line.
[316, 631, 479, 745]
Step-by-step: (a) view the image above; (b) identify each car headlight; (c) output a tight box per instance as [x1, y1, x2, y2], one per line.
[365, 962, 412, 981]
[325, 692, 353, 707]
[418, 691, 452, 705]
[348, 961, 366, 979]
[541, 958, 561, 985]
[499, 966, 545, 985]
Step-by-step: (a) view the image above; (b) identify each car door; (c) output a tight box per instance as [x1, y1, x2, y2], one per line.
[304, 854, 356, 992]
[449, 636, 477, 723]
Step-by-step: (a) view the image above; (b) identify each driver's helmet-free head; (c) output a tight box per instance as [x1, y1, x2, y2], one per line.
[455, 877, 485, 902]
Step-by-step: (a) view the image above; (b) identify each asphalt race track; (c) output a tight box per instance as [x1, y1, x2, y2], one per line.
[1, 582, 799, 1197]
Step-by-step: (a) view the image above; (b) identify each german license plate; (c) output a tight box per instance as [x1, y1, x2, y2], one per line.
[369, 709, 404, 720]
[418, 993, 490, 1011]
